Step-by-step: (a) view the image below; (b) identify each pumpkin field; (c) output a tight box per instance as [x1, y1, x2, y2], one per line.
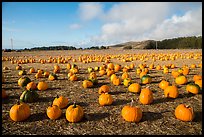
[2, 49, 202, 135]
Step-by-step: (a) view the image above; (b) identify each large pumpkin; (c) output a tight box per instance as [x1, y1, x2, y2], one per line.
[175, 104, 194, 122]
[46, 105, 62, 120]
[9, 101, 31, 122]
[66, 103, 84, 123]
[128, 83, 141, 93]
[139, 88, 153, 105]
[18, 76, 31, 87]
[99, 93, 113, 106]
[20, 90, 39, 103]
[52, 95, 69, 109]
[121, 100, 142, 122]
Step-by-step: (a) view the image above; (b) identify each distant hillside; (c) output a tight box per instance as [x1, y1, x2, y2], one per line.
[109, 36, 202, 49]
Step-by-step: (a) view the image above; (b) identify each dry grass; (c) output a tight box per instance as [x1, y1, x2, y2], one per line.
[2, 49, 202, 135]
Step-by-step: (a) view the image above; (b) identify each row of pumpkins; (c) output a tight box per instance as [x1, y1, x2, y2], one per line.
[2, 51, 202, 65]
[2, 61, 202, 123]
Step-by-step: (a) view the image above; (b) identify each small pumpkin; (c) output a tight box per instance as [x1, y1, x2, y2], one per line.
[182, 67, 190, 75]
[35, 72, 43, 79]
[139, 88, 153, 105]
[99, 93, 113, 106]
[69, 74, 78, 81]
[164, 85, 179, 98]
[112, 77, 121, 86]
[175, 75, 187, 85]
[43, 71, 50, 78]
[46, 105, 62, 120]
[186, 83, 200, 94]
[98, 85, 110, 94]
[110, 74, 117, 82]
[48, 73, 58, 81]
[52, 95, 69, 109]
[114, 64, 121, 72]
[128, 83, 141, 93]
[193, 75, 202, 82]
[82, 80, 93, 88]
[29, 67, 35, 73]
[89, 72, 97, 79]
[37, 81, 48, 91]
[159, 80, 169, 90]
[171, 70, 181, 78]
[121, 99, 142, 122]
[18, 70, 26, 76]
[141, 75, 152, 84]
[66, 102, 84, 123]
[175, 104, 194, 122]
[18, 76, 31, 87]
[20, 90, 39, 103]
[121, 72, 129, 80]
[9, 101, 31, 122]
[123, 78, 132, 87]
[26, 81, 37, 91]
[195, 79, 202, 89]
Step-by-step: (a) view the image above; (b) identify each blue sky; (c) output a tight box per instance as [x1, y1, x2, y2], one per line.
[2, 2, 202, 49]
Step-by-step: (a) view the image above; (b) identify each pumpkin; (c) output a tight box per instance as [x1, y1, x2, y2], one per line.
[195, 79, 202, 88]
[182, 67, 190, 75]
[175, 104, 194, 122]
[48, 73, 58, 81]
[66, 102, 84, 123]
[35, 72, 43, 79]
[171, 70, 181, 78]
[82, 80, 93, 88]
[123, 78, 132, 87]
[114, 64, 121, 72]
[99, 93, 113, 106]
[107, 63, 114, 70]
[139, 88, 153, 105]
[139, 71, 147, 79]
[37, 81, 48, 91]
[99, 69, 106, 76]
[159, 80, 169, 90]
[98, 85, 110, 94]
[128, 83, 141, 93]
[110, 74, 117, 82]
[67, 63, 71, 70]
[26, 82, 37, 91]
[9, 101, 31, 122]
[141, 75, 152, 84]
[193, 75, 202, 82]
[106, 69, 115, 77]
[89, 72, 97, 79]
[175, 75, 187, 85]
[54, 65, 60, 73]
[186, 83, 200, 94]
[18, 70, 26, 76]
[46, 105, 62, 120]
[29, 67, 35, 73]
[136, 68, 142, 75]
[88, 77, 98, 85]
[121, 99, 142, 122]
[53, 95, 69, 109]
[112, 77, 121, 86]
[164, 85, 179, 98]
[121, 72, 129, 80]
[43, 71, 50, 78]
[18, 76, 31, 87]
[87, 67, 94, 73]
[69, 74, 78, 81]
[20, 90, 39, 103]
[16, 65, 22, 70]
[2, 89, 8, 99]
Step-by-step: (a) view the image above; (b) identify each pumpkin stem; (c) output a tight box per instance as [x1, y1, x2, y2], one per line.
[17, 100, 21, 105]
[73, 102, 77, 108]
[130, 98, 134, 106]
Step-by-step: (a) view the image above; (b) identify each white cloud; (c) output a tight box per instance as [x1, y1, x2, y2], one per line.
[78, 2, 104, 21]
[69, 23, 82, 29]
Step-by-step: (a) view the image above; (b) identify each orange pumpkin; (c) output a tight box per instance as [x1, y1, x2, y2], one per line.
[193, 75, 202, 82]
[53, 95, 69, 109]
[26, 82, 37, 91]
[98, 85, 110, 94]
[37, 81, 48, 91]
[114, 64, 121, 72]
[139, 71, 147, 79]
[121, 72, 129, 80]
[112, 77, 121, 86]
[46, 105, 62, 120]
[82, 80, 93, 88]
[99, 93, 113, 106]
[128, 83, 141, 93]
[164, 85, 179, 98]
[182, 67, 190, 75]
[121, 99, 142, 122]
[195, 79, 202, 88]
[186, 83, 200, 94]
[171, 70, 181, 78]
[66, 103, 84, 123]
[43, 71, 50, 78]
[159, 80, 169, 90]
[175, 104, 194, 122]
[69, 74, 78, 81]
[139, 88, 153, 105]
[175, 75, 187, 85]
[29, 67, 35, 73]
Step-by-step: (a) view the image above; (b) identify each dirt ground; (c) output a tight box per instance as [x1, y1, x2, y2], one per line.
[2, 49, 202, 135]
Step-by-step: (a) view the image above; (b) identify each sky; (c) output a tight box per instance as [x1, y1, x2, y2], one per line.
[2, 2, 202, 49]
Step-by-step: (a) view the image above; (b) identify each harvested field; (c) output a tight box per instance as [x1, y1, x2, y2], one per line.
[2, 49, 202, 135]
